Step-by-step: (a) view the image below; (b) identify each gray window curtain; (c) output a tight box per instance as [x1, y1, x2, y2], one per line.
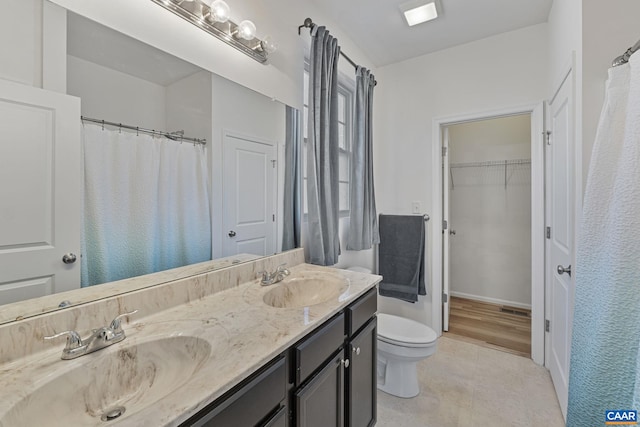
[282, 106, 302, 251]
[347, 67, 379, 250]
[306, 25, 341, 266]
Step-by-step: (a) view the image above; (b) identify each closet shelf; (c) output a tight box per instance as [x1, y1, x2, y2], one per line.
[449, 158, 531, 190]
[449, 158, 531, 169]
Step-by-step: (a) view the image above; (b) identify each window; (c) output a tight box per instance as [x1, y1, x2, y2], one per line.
[302, 68, 354, 216]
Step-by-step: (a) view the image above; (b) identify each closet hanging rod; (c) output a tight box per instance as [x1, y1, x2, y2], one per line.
[81, 116, 207, 145]
[298, 17, 377, 86]
[449, 159, 531, 169]
[612, 38, 640, 67]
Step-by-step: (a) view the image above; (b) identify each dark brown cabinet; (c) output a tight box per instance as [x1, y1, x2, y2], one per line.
[292, 288, 377, 427]
[294, 350, 345, 427]
[182, 354, 288, 427]
[347, 318, 377, 427]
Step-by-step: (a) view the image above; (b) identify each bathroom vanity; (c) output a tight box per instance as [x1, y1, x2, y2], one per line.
[0, 250, 381, 427]
[184, 287, 377, 427]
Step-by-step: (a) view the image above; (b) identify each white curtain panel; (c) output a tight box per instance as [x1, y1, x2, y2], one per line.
[567, 54, 640, 424]
[81, 124, 211, 287]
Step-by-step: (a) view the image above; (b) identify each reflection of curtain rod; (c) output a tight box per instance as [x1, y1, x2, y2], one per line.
[81, 116, 207, 145]
[298, 17, 377, 86]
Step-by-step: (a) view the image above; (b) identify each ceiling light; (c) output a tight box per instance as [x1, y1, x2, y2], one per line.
[400, 1, 439, 27]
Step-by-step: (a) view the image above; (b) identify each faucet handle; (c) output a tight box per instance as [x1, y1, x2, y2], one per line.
[276, 263, 290, 276]
[109, 310, 138, 332]
[44, 330, 83, 350]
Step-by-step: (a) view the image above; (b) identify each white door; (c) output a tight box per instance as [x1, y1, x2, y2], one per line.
[442, 127, 451, 331]
[0, 80, 81, 305]
[545, 70, 575, 418]
[222, 132, 277, 257]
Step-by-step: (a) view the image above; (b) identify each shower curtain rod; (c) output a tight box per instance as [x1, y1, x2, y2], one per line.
[612, 38, 640, 67]
[81, 116, 207, 145]
[298, 17, 377, 86]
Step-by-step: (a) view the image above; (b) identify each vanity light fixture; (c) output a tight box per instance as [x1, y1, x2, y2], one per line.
[151, 0, 275, 63]
[399, 0, 440, 27]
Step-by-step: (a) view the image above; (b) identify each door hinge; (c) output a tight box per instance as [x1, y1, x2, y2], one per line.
[546, 226, 551, 239]
[442, 146, 448, 157]
[545, 131, 552, 145]
[545, 319, 550, 332]
[272, 214, 275, 222]
[443, 219, 448, 230]
[271, 159, 277, 168]
[443, 293, 448, 303]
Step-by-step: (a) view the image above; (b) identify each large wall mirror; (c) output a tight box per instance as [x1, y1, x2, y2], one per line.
[0, 9, 297, 325]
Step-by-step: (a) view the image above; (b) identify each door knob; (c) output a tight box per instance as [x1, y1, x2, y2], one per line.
[228, 230, 236, 237]
[62, 253, 77, 264]
[557, 264, 571, 276]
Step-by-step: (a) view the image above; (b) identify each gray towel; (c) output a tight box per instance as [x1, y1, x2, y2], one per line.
[378, 214, 427, 302]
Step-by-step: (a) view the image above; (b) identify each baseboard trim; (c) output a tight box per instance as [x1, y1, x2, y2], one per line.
[449, 291, 532, 310]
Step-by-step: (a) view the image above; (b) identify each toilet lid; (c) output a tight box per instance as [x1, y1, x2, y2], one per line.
[378, 313, 437, 345]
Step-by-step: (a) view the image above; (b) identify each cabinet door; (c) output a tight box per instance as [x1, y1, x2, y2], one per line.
[347, 317, 377, 427]
[295, 350, 345, 427]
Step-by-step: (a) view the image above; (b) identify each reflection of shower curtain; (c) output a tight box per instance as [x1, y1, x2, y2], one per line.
[567, 56, 640, 425]
[81, 124, 211, 287]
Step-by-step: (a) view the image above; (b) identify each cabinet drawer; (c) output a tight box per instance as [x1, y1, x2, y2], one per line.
[294, 312, 345, 385]
[186, 354, 286, 427]
[346, 288, 377, 337]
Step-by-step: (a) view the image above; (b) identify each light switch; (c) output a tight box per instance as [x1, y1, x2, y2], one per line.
[411, 201, 421, 214]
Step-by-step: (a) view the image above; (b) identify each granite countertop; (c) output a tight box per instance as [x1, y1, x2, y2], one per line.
[0, 263, 380, 427]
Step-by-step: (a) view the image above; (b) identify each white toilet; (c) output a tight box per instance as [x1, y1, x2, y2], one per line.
[376, 313, 438, 398]
[345, 266, 438, 398]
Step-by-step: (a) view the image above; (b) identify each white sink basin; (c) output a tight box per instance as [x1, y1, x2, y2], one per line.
[263, 273, 349, 308]
[0, 336, 211, 426]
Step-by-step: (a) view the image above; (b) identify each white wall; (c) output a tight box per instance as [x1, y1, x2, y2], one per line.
[374, 24, 548, 326]
[448, 115, 532, 308]
[210, 73, 286, 259]
[582, 0, 640, 187]
[0, 0, 43, 87]
[67, 55, 167, 130]
[166, 70, 213, 145]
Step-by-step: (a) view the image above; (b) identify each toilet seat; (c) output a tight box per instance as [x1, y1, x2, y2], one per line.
[377, 313, 437, 348]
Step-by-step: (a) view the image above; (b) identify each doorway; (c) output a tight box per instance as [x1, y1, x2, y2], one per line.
[443, 115, 533, 357]
[431, 103, 545, 365]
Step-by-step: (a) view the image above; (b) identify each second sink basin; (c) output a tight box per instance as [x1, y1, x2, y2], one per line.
[0, 335, 211, 427]
[263, 273, 349, 308]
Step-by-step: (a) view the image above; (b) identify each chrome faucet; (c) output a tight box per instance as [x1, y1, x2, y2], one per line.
[259, 264, 290, 286]
[44, 310, 138, 360]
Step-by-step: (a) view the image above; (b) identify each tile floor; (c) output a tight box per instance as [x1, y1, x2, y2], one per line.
[376, 336, 566, 427]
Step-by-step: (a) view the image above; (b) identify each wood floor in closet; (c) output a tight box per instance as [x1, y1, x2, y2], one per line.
[445, 296, 531, 358]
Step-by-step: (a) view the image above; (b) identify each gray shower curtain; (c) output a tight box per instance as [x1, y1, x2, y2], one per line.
[306, 25, 341, 266]
[282, 106, 302, 251]
[347, 66, 379, 250]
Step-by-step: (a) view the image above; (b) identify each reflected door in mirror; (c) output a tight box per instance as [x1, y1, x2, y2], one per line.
[0, 80, 81, 305]
[222, 133, 277, 257]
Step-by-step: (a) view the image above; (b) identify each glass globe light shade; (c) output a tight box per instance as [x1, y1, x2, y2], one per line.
[260, 36, 277, 54]
[209, 0, 230, 23]
[237, 20, 257, 40]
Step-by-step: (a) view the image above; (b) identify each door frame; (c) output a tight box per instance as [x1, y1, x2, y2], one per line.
[431, 102, 546, 365]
